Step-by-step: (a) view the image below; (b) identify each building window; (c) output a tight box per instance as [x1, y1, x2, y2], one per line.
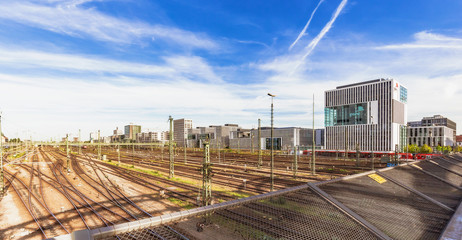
[266, 138, 281, 150]
[325, 103, 368, 126]
[400, 86, 407, 103]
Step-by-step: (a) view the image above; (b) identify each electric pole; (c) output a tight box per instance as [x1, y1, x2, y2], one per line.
[66, 134, 70, 172]
[258, 119, 262, 169]
[184, 136, 187, 164]
[169, 116, 174, 179]
[0, 112, 4, 195]
[268, 93, 276, 192]
[98, 130, 101, 160]
[201, 142, 212, 207]
[312, 93, 316, 175]
[118, 143, 121, 165]
[293, 145, 298, 179]
[78, 129, 81, 155]
[250, 131, 254, 154]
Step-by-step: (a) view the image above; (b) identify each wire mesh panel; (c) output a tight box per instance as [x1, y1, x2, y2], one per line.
[104, 225, 194, 240]
[209, 187, 381, 240]
[319, 174, 453, 240]
[380, 165, 462, 209]
[415, 161, 462, 187]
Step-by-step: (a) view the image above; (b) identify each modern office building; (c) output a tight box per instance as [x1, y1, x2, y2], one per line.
[407, 115, 457, 147]
[173, 118, 192, 147]
[124, 124, 141, 140]
[324, 78, 408, 152]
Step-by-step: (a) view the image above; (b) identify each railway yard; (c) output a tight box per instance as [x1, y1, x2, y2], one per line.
[0, 144, 386, 239]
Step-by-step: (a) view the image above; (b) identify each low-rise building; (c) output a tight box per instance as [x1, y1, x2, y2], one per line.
[456, 135, 462, 147]
[407, 115, 457, 147]
[111, 127, 125, 142]
[186, 124, 240, 148]
[1, 134, 8, 144]
[228, 127, 323, 151]
[136, 131, 169, 143]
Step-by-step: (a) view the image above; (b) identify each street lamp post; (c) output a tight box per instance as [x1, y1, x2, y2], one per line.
[268, 93, 276, 192]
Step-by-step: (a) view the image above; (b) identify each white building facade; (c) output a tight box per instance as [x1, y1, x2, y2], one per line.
[173, 118, 192, 147]
[324, 78, 408, 152]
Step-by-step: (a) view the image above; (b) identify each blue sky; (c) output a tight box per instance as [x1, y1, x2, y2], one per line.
[0, 0, 461, 140]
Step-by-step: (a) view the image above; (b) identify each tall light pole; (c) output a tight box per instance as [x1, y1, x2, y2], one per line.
[268, 93, 276, 192]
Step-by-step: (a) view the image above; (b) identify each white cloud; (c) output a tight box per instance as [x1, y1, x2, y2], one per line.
[376, 31, 462, 50]
[0, 46, 226, 84]
[0, 1, 217, 49]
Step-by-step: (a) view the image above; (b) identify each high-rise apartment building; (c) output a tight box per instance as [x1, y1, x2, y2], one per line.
[173, 118, 192, 147]
[324, 78, 408, 152]
[124, 124, 141, 140]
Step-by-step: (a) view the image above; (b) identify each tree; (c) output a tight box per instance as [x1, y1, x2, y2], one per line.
[456, 146, 462, 152]
[420, 144, 433, 154]
[443, 146, 452, 153]
[436, 146, 443, 153]
[405, 144, 419, 153]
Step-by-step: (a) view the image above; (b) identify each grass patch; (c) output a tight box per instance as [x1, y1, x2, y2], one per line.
[8, 152, 25, 160]
[167, 197, 195, 209]
[222, 190, 252, 199]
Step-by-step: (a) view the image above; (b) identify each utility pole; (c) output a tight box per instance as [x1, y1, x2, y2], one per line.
[118, 143, 121, 165]
[201, 142, 212, 207]
[371, 150, 374, 170]
[356, 143, 360, 167]
[98, 130, 101, 160]
[78, 129, 81, 155]
[184, 137, 187, 164]
[218, 140, 221, 163]
[293, 146, 298, 179]
[258, 119, 262, 169]
[0, 112, 4, 195]
[250, 131, 254, 154]
[132, 141, 135, 166]
[344, 128, 348, 163]
[66, 134, 70, 172]
[237, 134, 240, 154]
[312, 93, 316, 175]
[268, 93, 276, 192]
[169, 116, 174, 179]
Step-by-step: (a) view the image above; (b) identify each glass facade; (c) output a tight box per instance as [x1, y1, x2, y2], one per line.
[265, 137, 281, 150]
[400, 86, 407, 103]
[325, 103, 368, 126]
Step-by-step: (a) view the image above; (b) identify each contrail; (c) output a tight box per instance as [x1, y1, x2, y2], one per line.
[289, 0, 325, 51]
[300, 0, 347, 62]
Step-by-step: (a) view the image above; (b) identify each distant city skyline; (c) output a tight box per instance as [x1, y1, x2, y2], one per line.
[0, 0, 461, 140]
